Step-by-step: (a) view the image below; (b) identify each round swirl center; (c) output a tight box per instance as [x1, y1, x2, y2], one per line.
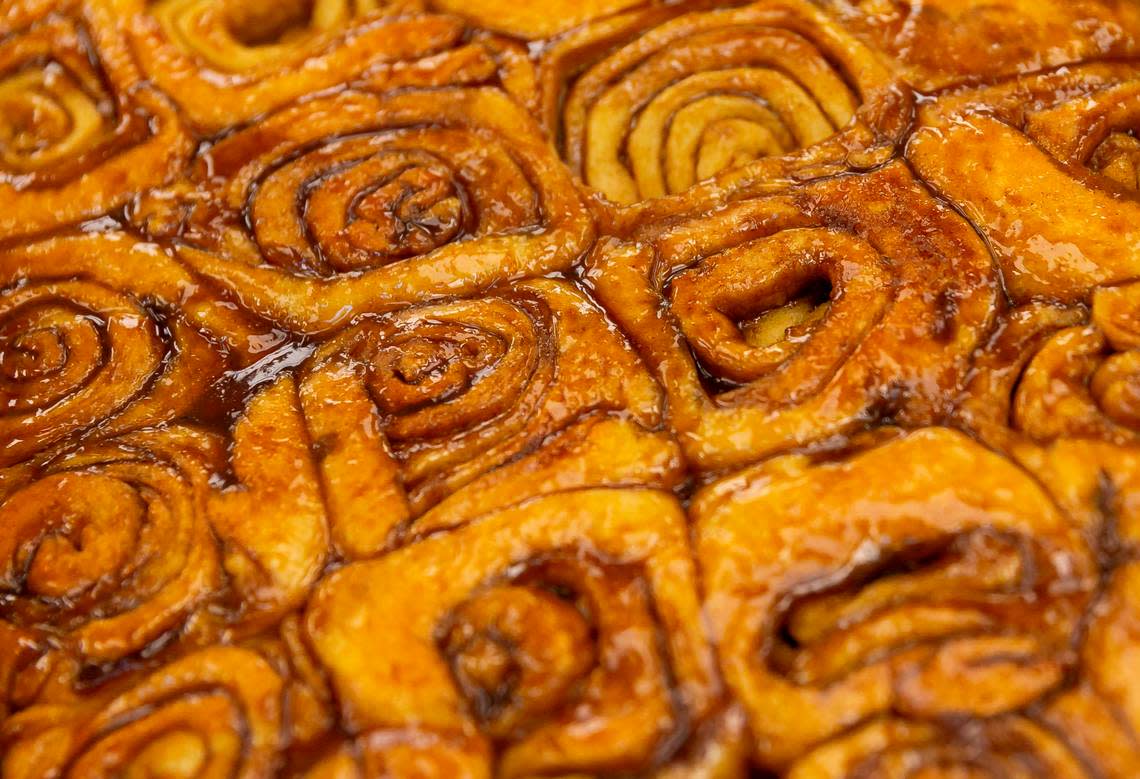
[0, 83, 70, 154]
[221, 0, 323, 47]
[0, 65, 107, 173]
[3, 473, 144, 602]
[330, 299, 542, 446]
[346, 164, 465, 259]
[0, 300, 105, 413]
[440, 585, 595, 739]
[363, 329, 505, 421]
[2, 327, 68, 381]
[153, 0, 382, 71]
[251, 142, 477, 274]
[668, 230, 885, 394]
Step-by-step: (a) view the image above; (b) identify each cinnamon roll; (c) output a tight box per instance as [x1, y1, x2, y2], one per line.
[101, 0, 520, 131]
[2, 646, 286, 778]
[908, 63, 1140, 302]
[588, 160, 997, 469]
[959, 281, 1140, 449]
[540, 0, 908, 220]
[694, 428, 1131, 776]
[154, 88, 592, 331]
[0, 234, 261, 467]
[0, 2, 190, 241]
[3, 1, 1140, 775]
[305, 488, 728, 777]
[0, 370, 325, 676]
[295, 279, 673, 558]
[0, 425, 223, 663]
[823, 0, 1140, 90]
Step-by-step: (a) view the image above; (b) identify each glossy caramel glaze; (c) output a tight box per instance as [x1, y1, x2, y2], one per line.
[3, 0, 1140, 777]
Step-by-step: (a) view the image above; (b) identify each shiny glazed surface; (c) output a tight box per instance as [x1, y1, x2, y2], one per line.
[3, 0, 1140, 776]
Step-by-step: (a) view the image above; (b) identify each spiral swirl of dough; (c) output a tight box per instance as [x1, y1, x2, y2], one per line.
[695, 428, 1101, 774]
[0, 230, 286, 466]
[305, 489, 723, 776]
[297, 280, 666, 557]
[162, 89, 591, 332]
[0, 272, 226, 466]
[1, 646, 285, 778]
[0, 427, 222, 662]
[1013, 283, 1140, 443]
[540, 0, 904, 212]
[0, 4, 190, 240]
[104, 0, 513, 130]
[588, 160, 997, 470]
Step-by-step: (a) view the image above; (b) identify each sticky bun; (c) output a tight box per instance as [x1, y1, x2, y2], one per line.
[3, 1, 1140, 776]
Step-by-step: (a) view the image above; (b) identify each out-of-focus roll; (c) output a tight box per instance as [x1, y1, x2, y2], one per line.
[539, 0, 909, 221]
[432, 0, 643, 39]
[0, 2, 190, 241]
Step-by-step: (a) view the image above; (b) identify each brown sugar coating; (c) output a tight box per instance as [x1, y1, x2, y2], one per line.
[3, 0, 1140, 776]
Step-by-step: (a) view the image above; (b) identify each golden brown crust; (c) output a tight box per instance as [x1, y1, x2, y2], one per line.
[4, 0, 1140, 776]
[823, 0, 1140, 91]
[908, 62, 1140, 303]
